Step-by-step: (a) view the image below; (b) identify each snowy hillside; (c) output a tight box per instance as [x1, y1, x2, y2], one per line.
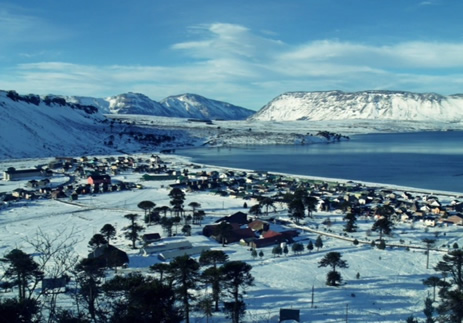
[250, 90, 463, 121]
[0, 90, 106, 159]
[0, 91, 200, 159]
[3, 88, 463, 160]
[67, 92, 255, 120]
[161, 93, 254, 120]
[105, 92, 170, 115]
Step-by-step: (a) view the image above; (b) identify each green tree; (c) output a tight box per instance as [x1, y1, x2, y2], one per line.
[199, 250, 229, 268]
[372, 217, 394, 241]
[307, 240, 314, 253]
[193, 210, 205, 226]
[304, 196, 318, 218]
[182, 224, 192, 236]
[259, 197, 275, 217]
[123, 213, 144, 249]
[158, 205, 171, 218]
[74, 257, 105, 322]
[188, 201, 201, 214]
[283, 245, 289, 257]
[318, 252, 349, 286]
[150, 263, 172, 284]
[436, 289, 463, 323]
[315, 235, 323, 251]
[53, 309, 91, 323]
[343, 212, 357, 232]
[199, 250, 229, 311]
[100, 224, 116, 245]
[423, 296, 435, 323]
[0, 298, 39, 323]
[201, 267, 224, 313]
[168, 255, 200, 323]
[103, 273, 181, 323]
[248, 204, 262, 218]
[432, 249, 463, 322]
[88, 234, 107, 250]
[258, 250, 264, 260]
[272, 245, 282, 257]
[435, 249, 463, 291]
[377, 239, 386, 250]
[288, 199, 305, 224]
[375, 204, 395, 218]
[251, 249, 258, 259]
[406, 315, 420, 323]
[292, 243, 304, 255]
[197, 296, 214, 323]
[160, 217, 174, 237]
[221, 261, 254, 323]
[215, 222, 234, 247]
[1, 249, 42, 302]
[423, 276, 441, 302]
[169, 188, 186, 218]
[137, 200, 156, 221]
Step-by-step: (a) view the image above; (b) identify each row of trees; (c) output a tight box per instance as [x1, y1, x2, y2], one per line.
[0, 247, 254, 323]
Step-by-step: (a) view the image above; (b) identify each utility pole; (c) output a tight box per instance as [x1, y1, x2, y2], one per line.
[345, 303, 348, 323]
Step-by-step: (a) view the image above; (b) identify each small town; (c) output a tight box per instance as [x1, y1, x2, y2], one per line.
[2, 154, 463, 322]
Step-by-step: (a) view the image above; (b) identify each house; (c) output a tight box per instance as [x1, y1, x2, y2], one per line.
[12, 188, 28, 198]
[51, 189, 67, 199]
[225, 227, 256, 244]
[158, 246, 210, 261]
[142, 233, 161, 244]
[249, 237, 280, 249]
[445, 215, 463, 226]
[42, 276, 69, 293]
[423, 217, 437, 227]
[88, 174, 111, 185]
[280, 309, 300, 323]
[215, 211, 248, 225]
[262, 230, 282, 239]
[140, 240, 192, 255]
[88, 245, 129, 268]
[3, 168, 43, 181]
[248, 220, 270, 232]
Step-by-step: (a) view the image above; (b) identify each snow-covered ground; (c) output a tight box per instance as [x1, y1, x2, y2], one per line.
[1, 154, 460, 322]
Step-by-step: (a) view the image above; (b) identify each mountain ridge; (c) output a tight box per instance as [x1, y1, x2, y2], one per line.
[250, 90, 463, 121]
[66, 92, 254, 120]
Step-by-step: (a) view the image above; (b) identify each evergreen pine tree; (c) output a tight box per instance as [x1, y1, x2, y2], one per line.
[315, 236, 323, 251]
[307, 240, 314, 253]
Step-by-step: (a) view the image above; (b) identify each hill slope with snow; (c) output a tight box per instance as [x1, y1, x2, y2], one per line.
[67, 92, 254, 120]
[0, 90, 108, 159]
[0, 90, 200, 159]
[160, 93, 254, 120]
[250, 90, 463, 121]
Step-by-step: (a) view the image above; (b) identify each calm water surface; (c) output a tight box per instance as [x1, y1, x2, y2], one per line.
[178, 131, 463, 193]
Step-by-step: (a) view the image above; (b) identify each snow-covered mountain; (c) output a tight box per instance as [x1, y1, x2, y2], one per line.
[250, 90, 463, 121]
[67, 92, 254, 120]
[160, 93, 254, 120]
[0, 90, 107, 159]
[0, 90, 199, 159]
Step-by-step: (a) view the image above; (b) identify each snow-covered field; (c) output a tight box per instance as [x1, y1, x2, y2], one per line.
[1, 154, 461, 322]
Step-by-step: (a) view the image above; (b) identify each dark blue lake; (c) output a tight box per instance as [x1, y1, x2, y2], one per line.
[178, 131, 463, 193]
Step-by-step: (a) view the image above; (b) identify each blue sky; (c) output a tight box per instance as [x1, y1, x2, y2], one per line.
[1, 0, 462, 110]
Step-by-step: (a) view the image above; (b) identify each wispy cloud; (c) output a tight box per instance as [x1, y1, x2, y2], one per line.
[0, 9, 70, 46]
[172, 23, 284, 60]
[2, 23, 463, 109]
